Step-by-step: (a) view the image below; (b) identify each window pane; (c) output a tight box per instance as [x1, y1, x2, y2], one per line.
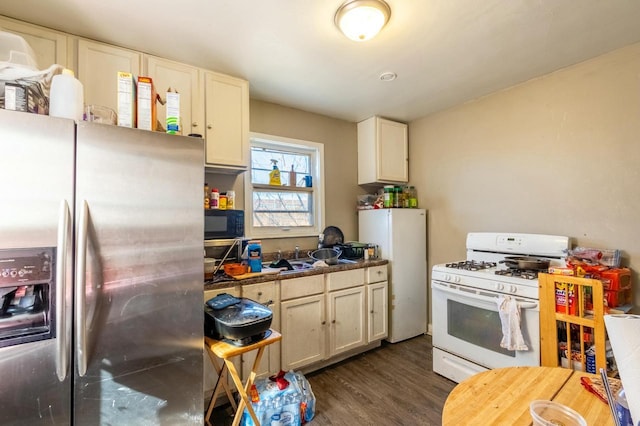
[251, 147, 310, 186]
[252, 191, 313, 227]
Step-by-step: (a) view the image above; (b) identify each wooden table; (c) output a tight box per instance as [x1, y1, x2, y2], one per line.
[205, 329, 282, 426]
[442, 366, 614, 425]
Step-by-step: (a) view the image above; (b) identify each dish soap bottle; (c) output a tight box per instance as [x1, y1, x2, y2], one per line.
[269, 159, 282, 186]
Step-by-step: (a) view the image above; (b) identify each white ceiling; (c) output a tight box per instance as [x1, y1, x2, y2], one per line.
[2, 0, 640, 123]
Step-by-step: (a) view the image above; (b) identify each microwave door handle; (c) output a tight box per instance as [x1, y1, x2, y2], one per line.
[75, 200, 89, 377]
[432, 281, 538, 309]
[55, 200, 71, 382]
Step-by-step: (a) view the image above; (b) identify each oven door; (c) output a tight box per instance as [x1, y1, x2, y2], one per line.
[432, 279, 540, 371]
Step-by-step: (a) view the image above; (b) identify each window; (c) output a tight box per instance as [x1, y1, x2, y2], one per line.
[244, 133, 324, 239]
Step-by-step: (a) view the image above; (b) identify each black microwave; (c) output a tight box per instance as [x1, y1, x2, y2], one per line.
[204, 209, 244, 240]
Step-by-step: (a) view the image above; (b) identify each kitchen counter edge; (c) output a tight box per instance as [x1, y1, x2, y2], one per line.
[204, 259, 388, 291]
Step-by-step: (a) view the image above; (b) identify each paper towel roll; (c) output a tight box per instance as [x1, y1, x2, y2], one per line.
[604, 314, 640, 426]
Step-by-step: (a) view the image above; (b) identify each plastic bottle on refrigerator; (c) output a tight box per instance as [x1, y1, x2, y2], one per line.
[204, 183, 210, 209]
[49, 68, 84, 121]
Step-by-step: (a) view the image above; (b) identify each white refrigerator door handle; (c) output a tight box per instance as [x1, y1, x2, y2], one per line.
[75, 200, 89, 377]
[56, 200, 70, 381]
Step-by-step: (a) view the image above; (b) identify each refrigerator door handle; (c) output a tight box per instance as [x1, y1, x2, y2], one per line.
[75, 200, 89, 377]
[56, 200, 71, 381]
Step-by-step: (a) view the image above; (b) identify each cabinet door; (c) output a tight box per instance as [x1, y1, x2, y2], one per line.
[0, 16, 69, 69]
[203, 287, 241, 397]
[144, 56, 203, 136]
[77, 40, 141, 115]
[367, 281, 388, 342]
[377, 118, 408, 182]
[328, 286, 366, 357]
[203, 71, 249, 170]
[281, 294, 325, 370]
[241, 281, 280, 381]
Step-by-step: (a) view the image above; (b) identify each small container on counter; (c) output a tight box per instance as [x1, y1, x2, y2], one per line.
[219, 194, 227, 210]
[383, 185, 393, 208]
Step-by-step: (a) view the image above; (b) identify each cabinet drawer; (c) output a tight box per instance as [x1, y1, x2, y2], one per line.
[280, 274, 324, 301]
[242, 281, 278, 305]
[327, 268, 365, 292]
[366, 265, 388, 283]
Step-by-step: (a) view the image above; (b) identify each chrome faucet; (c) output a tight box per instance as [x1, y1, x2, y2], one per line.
[294, 245, 300, 260]
[276, 249, 282, 261]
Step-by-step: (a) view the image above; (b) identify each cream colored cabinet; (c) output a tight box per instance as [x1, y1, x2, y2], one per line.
[0, 16, 70, 69]
[203, 286, 241, 399]
[203, 71, 249, 171]
[326, 269, 366, 356]
[240, 281, 280, 381]
[280, 274, 326, 370]
[366, 265, 388, 342]
[143, 55, 203, 135]
[328, 286, 366, 356]
[357, 116, 408, 184]
[77, 39, 141, 115]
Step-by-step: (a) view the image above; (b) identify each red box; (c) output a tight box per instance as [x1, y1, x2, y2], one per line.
[600, 268, 631, 291]
[555, 282, 577, 315]
[604, 288, 631, 308]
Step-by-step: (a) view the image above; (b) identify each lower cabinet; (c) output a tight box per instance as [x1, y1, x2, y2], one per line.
[203, 286, 241, 399]
[367, 281, 388, 342]
[328, 286, 366, 356]
[281, 293, 326, 370]
[240, 281, 280, 381]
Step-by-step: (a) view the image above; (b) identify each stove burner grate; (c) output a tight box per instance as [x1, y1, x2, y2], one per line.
[445, 260, 497, 271]
[495, 269, 539, 280]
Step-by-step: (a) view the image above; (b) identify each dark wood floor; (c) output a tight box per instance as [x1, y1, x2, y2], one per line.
[209, 334, 457, 425]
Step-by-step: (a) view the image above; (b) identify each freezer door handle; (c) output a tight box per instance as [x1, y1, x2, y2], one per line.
[75, 200, 89, 377]
[56, 200, 71, 381]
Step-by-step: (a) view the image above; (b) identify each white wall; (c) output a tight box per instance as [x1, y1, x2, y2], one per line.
[410, 42, 640, 320]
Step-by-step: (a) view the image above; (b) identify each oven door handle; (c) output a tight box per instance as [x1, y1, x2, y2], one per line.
[432, 281, 538, 309]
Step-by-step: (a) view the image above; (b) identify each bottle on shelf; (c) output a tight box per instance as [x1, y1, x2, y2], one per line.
[393, 186, 402, 208]
[289, 165, 296, 187]
[383, 185, 393, 208]
[227, 190, 235, 209]
[408, 186, 418, 208]
[219, 193, 227, 210]
[49, 68, 84, 121]
[204, 183, 210, 209]
[210, 188, 219, 209]
[269, 159, 281, 186]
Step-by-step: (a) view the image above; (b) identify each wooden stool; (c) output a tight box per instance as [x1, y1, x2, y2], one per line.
[205, 329, 282, 426]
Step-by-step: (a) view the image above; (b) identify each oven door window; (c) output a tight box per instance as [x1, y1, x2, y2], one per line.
[447, 298, 514, 357]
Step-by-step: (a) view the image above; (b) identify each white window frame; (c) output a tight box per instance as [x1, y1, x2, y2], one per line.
[244, 132, 325, 239]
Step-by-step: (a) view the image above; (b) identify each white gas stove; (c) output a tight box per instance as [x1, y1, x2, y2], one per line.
[431, 232, 571, 383]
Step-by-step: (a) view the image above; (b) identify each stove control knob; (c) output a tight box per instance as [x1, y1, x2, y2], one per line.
[444, 274, 451, 281]
[509, 285, 517, 293]
[495, 283, 504, 291]
[454, 276, 461, 283]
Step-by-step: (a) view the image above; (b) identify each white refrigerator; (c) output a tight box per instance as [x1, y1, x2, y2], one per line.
[359, 209, 427, 343]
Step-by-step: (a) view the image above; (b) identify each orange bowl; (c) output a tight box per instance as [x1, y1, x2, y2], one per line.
[224, 263, 248, 276]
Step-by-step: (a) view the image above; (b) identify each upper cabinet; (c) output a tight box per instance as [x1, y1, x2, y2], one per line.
[357, 116, 408, 185]
[143, 55, 203, 136]
[0, 16, 70, 69]
[203, 71, 249, 172]
[77, 39, 141, 115]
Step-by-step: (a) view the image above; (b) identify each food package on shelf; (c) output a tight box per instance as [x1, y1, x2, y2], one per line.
[568, 246, 621, 268]
[241, 370, 315, 426]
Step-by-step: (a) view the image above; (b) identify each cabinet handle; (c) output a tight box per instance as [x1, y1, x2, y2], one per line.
[192, 122, 198, 127]
[261, 300, 273, 307]
[321, 321, 326, 325]
[370, 310, 374, 314]
[207, 124, 212, 130]
[377, 271, 382, 275]
[258, 291, 263, 296]
[332, 320, 336, 324]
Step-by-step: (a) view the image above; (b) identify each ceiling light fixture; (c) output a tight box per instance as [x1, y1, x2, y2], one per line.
[334, 0, 391, 42]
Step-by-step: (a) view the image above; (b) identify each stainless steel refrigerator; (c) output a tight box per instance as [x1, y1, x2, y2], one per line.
[0, 109, 204, 425]
[358, 208, 427, 343]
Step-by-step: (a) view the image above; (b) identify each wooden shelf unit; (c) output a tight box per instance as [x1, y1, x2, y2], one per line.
[539, 273, 607, 373]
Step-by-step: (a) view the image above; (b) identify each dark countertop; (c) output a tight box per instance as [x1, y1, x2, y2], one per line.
[204, 258, 388, 292]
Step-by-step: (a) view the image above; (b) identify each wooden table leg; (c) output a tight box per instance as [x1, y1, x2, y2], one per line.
[227, 346, 267, 426]
[205, 346, 238, 425]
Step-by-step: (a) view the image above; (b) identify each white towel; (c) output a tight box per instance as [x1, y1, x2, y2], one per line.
[496, 296, 529, 351]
